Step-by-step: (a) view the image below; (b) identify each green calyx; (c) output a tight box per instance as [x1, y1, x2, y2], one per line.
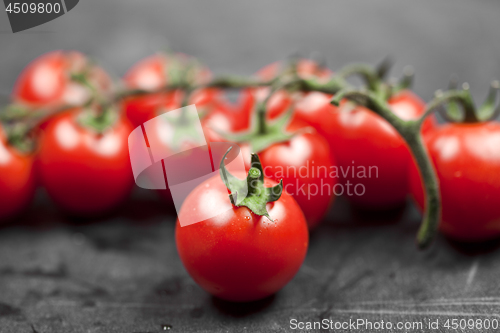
[438, 80, 500, 123]
[163, 53, 207, 91]
[220, 100, 297, 153]
[161, 107, 205, 151]
[77, 105, 118, 134]
[219, 147, 283, 221]
[3, 122, 35, 154]
[336, 59, 414, 101]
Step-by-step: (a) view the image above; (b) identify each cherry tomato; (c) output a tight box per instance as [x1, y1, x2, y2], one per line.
[238, 124, 337, 229]
[176, 170, 308, 302]
[235, 59, 332, 131]
[324, 90, 435, 210]
[200, 102, 245, 143]
[122, 53, 220, 127]
[0, 126, 36, 221]
[37, 109, 134, 216]
[12, 51, 112, 109]
[410, 122, 500, 242]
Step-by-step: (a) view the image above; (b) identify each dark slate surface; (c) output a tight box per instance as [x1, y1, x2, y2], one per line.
[1, 1, 500, 332]
[1, 189, 499, 333]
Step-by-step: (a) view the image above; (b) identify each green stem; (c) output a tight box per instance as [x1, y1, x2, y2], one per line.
[478, 80, 500, 121]
[255, 77, 302, 135]
[337, 63, 380, 91]
[206, 76, 271, 89]
[331, 89, 440, 249]
[301, 77, 346, 95]
[70, 73, 102, 106]
[430, 88, 479, 124]
[247, 167, 262, 195]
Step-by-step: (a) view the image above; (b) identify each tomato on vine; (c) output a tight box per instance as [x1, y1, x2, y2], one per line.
[324, 64, 436, 210]
[234, 58, 333, 133]
[218, 86, 337, 229]
[12, 51, 112, 110]
[37, 106, 134, 216]
[410, 82, 500, 242]
[176, 150, 308, 302]
[0, 124, 36, 221]
[122, 53, 221, 128]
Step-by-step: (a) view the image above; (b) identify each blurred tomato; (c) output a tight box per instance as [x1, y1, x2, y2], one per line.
[234, 59, 332, 132]
[37, 109, 134, 216]
[122, 53, 220, 127]
[13, 51, 112, 110]
[0, 126, 36, 221]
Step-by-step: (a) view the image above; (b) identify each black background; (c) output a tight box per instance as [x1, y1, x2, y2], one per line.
[1, 1, 500, 332]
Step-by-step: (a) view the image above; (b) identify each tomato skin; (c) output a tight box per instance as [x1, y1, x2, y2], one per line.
[324, 90, 434, 210]
[13, 51, 111, 109]
[237, 126, 336, 229]
[0, 127, 36, 221]
[37, 110, 134, 216]
[176, 173, 308, 302]
[236, 59, 332, 133]
[123, 53, 220, 128]
[201, 101, 247, 143]
[409, 122, 500, 242]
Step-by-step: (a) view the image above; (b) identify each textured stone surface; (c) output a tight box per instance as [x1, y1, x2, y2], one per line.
[0, 190, 499, 332]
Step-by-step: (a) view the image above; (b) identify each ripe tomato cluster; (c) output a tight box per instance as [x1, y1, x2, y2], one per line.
[1, 50, 500, 302]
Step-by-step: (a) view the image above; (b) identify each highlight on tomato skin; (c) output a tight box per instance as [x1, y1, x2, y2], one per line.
[12, 50, 112, 110]
[324, 88, 435, 212]
[233, 58, 334, 133]
[0, 125, 36, 222]
[122, 53, 222, 128]
[175, 162, 309, 302]
[409, 122, 500, 242]
[36, 109, 135, 217]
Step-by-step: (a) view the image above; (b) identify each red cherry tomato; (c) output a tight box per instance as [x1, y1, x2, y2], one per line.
[37, 110, 134, 216]
[0, 126, 36, 221]
[235, 59, 332, 131]
[13, 51, 112, 109]
[410, 122, 500, 242]
[324, 90, 435, 210]
[122, 53, 220, 127]
[176, 172, 308, 302]
[200, 102, 245, 143]
[237, 125, 336, 229]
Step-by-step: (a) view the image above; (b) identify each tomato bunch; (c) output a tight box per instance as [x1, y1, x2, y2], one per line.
[2, 49, 500, 303]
